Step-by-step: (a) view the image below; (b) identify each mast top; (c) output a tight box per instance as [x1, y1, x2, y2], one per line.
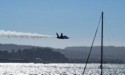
[102, 11, 104, 14]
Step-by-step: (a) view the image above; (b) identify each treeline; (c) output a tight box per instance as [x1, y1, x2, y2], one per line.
[0, 47, 69, 63]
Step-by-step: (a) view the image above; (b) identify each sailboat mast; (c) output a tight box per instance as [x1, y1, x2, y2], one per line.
[101, 12, 104, 75]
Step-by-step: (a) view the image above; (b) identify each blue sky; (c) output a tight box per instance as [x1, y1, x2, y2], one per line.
[0, 0, 125, 48]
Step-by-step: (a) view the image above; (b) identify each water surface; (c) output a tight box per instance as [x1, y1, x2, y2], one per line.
[0, 63, 124, 75]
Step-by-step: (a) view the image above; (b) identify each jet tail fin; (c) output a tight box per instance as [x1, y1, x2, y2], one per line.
[56, 33, 59, 37]
[61, 33, 63, 37]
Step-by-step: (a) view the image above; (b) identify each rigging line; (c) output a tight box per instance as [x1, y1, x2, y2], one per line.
[82, 15, 102, 75]
[105, 17, 118, 46]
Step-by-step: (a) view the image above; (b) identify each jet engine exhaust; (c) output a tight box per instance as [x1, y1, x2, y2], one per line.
[0, 30, 54, 39]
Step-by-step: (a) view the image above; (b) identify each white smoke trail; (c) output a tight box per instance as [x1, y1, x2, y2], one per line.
[0, 30, 54, 38]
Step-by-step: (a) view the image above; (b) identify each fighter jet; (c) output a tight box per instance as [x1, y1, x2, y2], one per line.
[56, 33, 69, 39]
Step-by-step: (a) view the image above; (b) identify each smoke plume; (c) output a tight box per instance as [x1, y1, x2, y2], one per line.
[0, 30, 54, 38]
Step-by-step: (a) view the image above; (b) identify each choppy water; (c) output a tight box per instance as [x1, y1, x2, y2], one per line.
[0, 63, 125, 75]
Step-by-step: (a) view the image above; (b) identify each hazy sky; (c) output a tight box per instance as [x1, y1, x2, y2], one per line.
[0, 0, 125, 48]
